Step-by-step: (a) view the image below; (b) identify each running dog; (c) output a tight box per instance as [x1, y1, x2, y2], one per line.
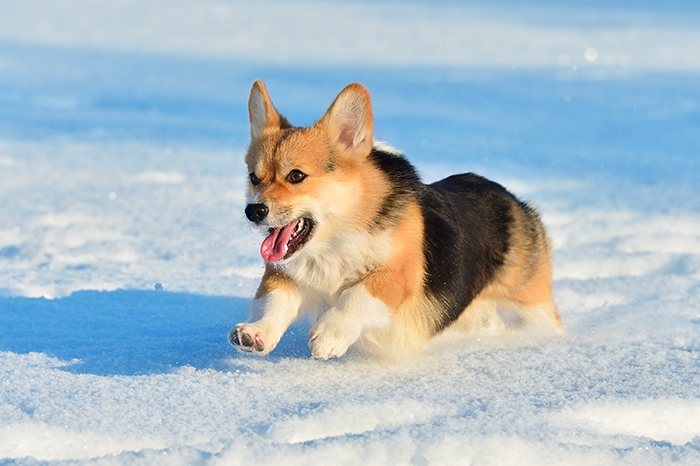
[229, 80, 561, 359]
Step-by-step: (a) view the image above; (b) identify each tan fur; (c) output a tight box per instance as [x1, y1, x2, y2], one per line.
[363, 201, 424, 311]
[356, 201, 437, 357]
[256, 266, 297, 299]
[231, 80, 561, 360]
[458, 202, 560, 331]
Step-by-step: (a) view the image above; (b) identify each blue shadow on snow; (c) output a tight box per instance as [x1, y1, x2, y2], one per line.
[0, 290, 312, 376]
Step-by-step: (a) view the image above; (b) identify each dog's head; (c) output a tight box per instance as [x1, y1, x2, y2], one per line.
[244, 80, 385, 264]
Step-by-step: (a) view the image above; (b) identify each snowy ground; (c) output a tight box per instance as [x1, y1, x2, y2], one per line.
[1, 1, 700, 464]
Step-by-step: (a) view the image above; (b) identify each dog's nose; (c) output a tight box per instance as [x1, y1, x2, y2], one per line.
[245, 203, 269, 223]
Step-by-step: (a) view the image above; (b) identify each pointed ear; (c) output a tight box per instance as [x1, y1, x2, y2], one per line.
[248, 80, 287, 140]
[319, 83, 374, 157]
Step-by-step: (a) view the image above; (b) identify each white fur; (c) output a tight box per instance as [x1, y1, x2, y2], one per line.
[285, 224, 395, 358]
[282, 228, 392, 294]
[237, 233, 394, 358]
[235, 287, 303, 354]
[372, 139, 402, 156]
[236, 128, 410, 359]
[452, 298, 506, 334]
[309, 284, 392, 359]
[240, 214, 395, 358]
[452, 298, 564, 336]
[249, 87, 267, 140]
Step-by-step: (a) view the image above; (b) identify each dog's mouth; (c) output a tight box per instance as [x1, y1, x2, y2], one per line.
[260, 217, 315, 263]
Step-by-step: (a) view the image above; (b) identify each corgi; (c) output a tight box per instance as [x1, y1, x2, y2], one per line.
[229, 80, 561, 360]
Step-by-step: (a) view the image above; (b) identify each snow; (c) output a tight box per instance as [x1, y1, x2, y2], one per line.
[2, 0, 700, 70]
[1, 0, 700, 464]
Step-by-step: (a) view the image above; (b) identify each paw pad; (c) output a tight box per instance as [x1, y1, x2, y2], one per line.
[229, 326, 266, 353]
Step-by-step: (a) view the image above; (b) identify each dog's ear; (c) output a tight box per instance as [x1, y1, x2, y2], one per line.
[319, 83, 374, 157]
[248, 80, 290, 140]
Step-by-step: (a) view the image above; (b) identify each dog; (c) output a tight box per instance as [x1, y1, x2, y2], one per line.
[229, 80, 561, 360]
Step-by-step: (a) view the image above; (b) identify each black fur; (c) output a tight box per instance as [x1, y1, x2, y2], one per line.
[369, 147, 516, 333]
[420, 174, 514, 331]
[368, 148, 422, 230]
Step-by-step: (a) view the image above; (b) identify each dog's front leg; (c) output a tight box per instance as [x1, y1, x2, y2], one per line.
[309, 284, 392, 359]
[229, 275, 303, 355]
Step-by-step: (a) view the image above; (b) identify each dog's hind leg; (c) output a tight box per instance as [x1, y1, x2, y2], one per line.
[509, 259, 562, 331]
[452, 297, 507, 334]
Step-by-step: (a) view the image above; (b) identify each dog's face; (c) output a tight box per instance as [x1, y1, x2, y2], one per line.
[244, 81, 383, 264]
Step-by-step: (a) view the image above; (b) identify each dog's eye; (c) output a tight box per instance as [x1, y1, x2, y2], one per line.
[286, 169, 307, 184]
[249, 173, 261, 187]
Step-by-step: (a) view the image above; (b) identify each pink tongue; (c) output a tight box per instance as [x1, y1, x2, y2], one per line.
[260, 220, 300, 262]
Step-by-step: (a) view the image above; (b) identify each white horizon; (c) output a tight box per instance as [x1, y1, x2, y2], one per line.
[1, 0, 700, 70]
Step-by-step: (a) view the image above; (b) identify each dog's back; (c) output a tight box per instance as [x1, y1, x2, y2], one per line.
[230, 81, 560, 360]
[354, 149, 560, 357]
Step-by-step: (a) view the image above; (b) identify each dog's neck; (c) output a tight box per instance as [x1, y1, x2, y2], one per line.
[276, 228, 393, 299]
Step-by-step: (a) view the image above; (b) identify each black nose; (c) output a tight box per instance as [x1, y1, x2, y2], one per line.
[245, 203, 269, 223]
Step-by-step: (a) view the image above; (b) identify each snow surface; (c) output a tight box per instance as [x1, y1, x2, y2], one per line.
[1, 1, 700, 464]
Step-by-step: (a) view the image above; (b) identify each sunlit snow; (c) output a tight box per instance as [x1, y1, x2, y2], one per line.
[1, 1, 700, 464]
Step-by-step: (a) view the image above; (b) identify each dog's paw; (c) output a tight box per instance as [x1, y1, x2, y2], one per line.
[229, 324, 273, 354]
[308, 319, 357, 360]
